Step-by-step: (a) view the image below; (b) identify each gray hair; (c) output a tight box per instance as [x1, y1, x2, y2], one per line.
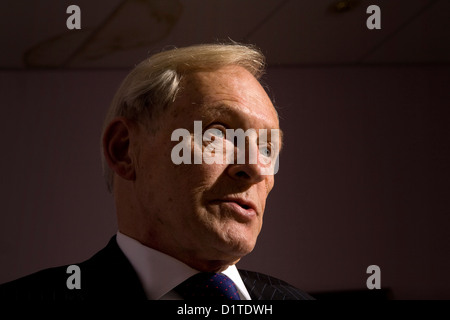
[101, 42, 266, 193]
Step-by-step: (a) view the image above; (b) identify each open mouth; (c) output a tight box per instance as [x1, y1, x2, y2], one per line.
[211, 197, 257, 221]
[239, 203, 251, 210]
[221, 198, 255, 212]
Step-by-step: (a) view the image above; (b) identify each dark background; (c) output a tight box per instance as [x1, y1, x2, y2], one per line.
[0, 0, 449, 299]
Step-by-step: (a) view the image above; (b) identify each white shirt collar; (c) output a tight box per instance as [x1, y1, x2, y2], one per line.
[116, 231, 251, 300]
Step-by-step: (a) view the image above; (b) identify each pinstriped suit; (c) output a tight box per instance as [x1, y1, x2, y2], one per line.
[0, 236, 314, 300]
[239, 270, 313, 300]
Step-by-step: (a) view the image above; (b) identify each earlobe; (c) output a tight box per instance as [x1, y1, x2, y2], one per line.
[102, 118, 136, 181]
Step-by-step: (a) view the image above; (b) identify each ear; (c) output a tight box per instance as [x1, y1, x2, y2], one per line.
[102, 117, 136, 181]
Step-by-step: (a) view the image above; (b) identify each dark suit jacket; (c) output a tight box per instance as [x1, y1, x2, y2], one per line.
[0, 236, 313, 300]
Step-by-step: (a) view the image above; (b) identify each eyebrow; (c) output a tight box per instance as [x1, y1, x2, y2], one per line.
[203, 103, 285, 152]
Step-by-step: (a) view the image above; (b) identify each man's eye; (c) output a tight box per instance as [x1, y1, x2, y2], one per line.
[209, 128, 224, 138]
[203, 127, 226, 144]
[259, 146, 272, 157]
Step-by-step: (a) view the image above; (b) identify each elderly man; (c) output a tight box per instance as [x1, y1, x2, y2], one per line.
[0, 43, 313, 300]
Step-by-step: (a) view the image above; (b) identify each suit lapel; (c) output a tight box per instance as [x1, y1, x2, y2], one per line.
[239, 269, 314, 300]
[239, 269, 286, 300]
[79, 236, 147, 299]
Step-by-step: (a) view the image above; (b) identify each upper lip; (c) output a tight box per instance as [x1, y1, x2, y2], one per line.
[216, 197, 257, 213]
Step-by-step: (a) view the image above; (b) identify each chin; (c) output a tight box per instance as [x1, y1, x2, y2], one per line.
[218, 224, 258, 258]
[189, 226, 258, 272]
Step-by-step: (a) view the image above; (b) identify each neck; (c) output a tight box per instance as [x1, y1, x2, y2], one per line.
[117, 228, 240, 273]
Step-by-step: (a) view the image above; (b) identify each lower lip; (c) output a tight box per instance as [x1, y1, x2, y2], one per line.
[214, 201, 256, 221]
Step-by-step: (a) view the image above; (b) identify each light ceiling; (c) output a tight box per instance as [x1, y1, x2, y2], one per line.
[1, 0, 448, 69]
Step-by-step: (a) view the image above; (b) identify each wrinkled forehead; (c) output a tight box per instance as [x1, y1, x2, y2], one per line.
[178, 65, 280, 127]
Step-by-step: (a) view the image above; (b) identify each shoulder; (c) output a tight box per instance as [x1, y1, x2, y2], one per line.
[0, 265, 84, 300]
[238, 269, 314, 300]
[0, 236, 145, 300]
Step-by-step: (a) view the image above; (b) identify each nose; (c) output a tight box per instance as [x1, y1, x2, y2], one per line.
[224, 131, 278, 184]
[227, 161, 266, 184]
[226, 145, 268, 184]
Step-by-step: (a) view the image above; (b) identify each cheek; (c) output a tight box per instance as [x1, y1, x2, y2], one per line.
[134, 138, 178, 195]
[177, 163, 227, 198]
[257, 177, 274, 212]
[265, 176, 275, 196]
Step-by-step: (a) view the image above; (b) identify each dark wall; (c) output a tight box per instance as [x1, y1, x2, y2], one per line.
[0, 65, 448, 299]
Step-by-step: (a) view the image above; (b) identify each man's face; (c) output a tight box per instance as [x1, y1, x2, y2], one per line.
[131, 65, 280, 271]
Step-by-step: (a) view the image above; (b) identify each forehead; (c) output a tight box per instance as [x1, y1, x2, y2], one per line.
[176, 65, 279, 129]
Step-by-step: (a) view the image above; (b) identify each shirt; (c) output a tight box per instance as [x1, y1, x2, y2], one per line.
[116, 231, 251, 300]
